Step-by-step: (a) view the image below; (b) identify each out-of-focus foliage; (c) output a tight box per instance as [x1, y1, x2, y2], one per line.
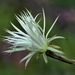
[0, 2, 15, 43]
[50, 0, 75, 7]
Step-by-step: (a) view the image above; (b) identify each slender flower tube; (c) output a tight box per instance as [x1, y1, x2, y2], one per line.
[3, 9, 75, 68]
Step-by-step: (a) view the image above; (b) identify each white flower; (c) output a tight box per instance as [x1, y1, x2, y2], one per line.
[3, 9, 65, 68]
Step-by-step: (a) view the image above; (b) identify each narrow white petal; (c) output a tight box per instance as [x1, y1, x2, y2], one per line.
[15, 15, 26, 30]
[20, 52, 36, 63]
[47, 47, 64, 54]
[48, 35, 65, 43]
[36, 23, 43, 32]
[25, 56, 32, 69]
[5, 29, 30, 43]
[46, 15, 60, 38]
[43, 52, 48, 64]
[16, 15, 33, 36]
[42, 8, 46, 36]
[50, 45, 61, 49]
[25, 9, 34, 21]
[4, 48, 26, 53]
[34, 13, 41, 21]
[10, 22, 29, 37]
[27, 31, 43, 46]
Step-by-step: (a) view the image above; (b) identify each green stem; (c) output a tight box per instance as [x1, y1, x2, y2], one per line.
[45, 50, 75, 66]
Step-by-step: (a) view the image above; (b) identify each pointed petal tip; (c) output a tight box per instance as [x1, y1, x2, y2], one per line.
[3, 50, 10, 53]
[19, 59, 24, 64]
[45, 61, 48, 64]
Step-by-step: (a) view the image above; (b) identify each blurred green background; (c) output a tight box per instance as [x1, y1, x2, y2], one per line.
[0, 0, 75, 75]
